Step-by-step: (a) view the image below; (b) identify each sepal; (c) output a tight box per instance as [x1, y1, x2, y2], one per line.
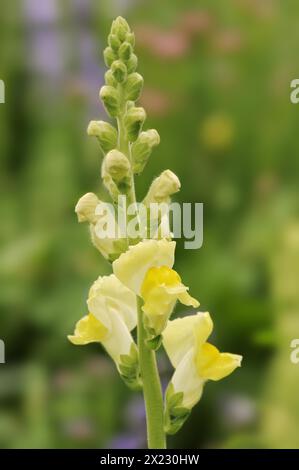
[145, 334, 162, 351]
[164, 384, 191, 435]
[119, 344, 142, 391]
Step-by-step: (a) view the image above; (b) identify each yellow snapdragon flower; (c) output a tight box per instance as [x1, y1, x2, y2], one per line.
[113, 239, 199, 337]
[68, 275, 140, 387]
[163, 312, 242, 413]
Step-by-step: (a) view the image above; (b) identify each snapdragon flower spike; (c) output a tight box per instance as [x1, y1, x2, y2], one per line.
[68, 274, 142, 390]
[163, 312, 242, 434]
[112, 240, 199, 347]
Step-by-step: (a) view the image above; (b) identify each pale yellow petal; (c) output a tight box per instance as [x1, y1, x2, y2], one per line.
[171, 348, 204, 409]
[163, 312, 213, 368]
[101, 310, 136, 364]
[87, 274, 137, 331]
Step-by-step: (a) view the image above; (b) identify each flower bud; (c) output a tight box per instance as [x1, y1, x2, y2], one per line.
[103, 150, 130, 183]
[143, 170, 181, 205]
[124, 107, 146, 142]
[111, 60, 127, 83]
[105, 69, 117, 88]
[126, 32, 135, 47]
[131, 129, 160, 174]
[103, 47, 116, 67]
[125, 73, 144, 101]
[99, 85, 119, 117]
[75, 193, 99, 224]
[126, 100, 135, 111]
[87, 120, 118, 154]
[126, 54, 138, 73]
[111, 16, 130, 42]
[102, 150, 131, 198]
[119, 42, 132, 61]
[108, 33, 121, 52]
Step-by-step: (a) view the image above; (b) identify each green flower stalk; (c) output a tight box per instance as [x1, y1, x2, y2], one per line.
[68, 16, 242, 449]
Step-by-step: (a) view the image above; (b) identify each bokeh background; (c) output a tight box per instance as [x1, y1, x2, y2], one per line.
[1, 0, 299, 449]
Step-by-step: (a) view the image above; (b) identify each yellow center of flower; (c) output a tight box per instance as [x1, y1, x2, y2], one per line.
[141, 265, 182, 298]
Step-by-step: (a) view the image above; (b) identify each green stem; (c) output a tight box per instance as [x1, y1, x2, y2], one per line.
[117, 85, 141, 242]
[116, 83, 165, 448]
[137, 297, 166, 449]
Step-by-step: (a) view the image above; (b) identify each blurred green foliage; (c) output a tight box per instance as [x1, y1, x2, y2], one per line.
[0, 0, 299, 448]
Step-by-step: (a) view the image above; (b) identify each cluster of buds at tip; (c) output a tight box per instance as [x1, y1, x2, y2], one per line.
[100, 17, 140, 119]
[86, 16, 160, 205]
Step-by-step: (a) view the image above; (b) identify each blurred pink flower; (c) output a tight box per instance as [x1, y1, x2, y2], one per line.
[140, 87, 173, 117]
[135, 25, 189, 60]
[177, 10, 213, 38]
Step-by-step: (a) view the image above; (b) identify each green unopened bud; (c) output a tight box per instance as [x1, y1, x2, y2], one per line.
[126, 101, 135, 111]
[104, 149, 130, 183]
[111, 16, 130, 42]
[108, 33, 121, 52]
[105, 69, 117, 87]
[75, 193, 99, 224]
[119, 42, 132, 61]
[125, 73, 144, 101]
[124, 107, 146, 142]
[126, 54, 138, 73]
[87, 120, 118, 153]
[131, 129, 160, 174]
[143, 170, 181, 205]
[100, 85, 119, 117]
[102, 150, 132, 198]
[103, 47, 116, 67]
[126, 32, 135, 47]
[111, 60, 127, 83]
